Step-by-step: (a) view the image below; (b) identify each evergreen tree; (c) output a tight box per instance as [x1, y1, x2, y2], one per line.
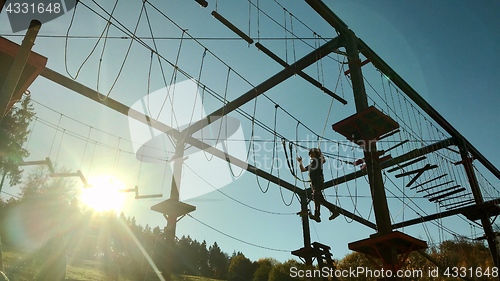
[0, 95, 35, 192]
[198, 240, 211, 277]
[209, 242, 229, 279]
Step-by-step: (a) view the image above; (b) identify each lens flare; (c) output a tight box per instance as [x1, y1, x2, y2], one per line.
[80, 175, 127, 212]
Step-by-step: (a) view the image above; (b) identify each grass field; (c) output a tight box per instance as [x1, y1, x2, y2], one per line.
[2, 250, 222, 281]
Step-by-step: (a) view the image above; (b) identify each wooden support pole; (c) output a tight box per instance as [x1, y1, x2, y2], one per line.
[342, 20, 398, 275]
[163, 142, 185, 281]
[299, 195, 313, 268]
[457, 137, 500, 269]
[46, 157, 55, 174]
[0, 20, 41, 122]
[77, 170, 89, 187]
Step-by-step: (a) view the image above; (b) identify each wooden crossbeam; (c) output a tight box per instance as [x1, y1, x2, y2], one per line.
[255, 42, 347, 105]
[134, 186, 162, 200]
[136, 194, 163, 199]
[194, 0, 208, 8]
[120, 187, 162, 199]
[377, 129, 400, 141]
[424, 185, 461, 198]
[393, 198, 500, 229]
[381, 139, 409, 155]
[440, 196, 471, 208]
[19, 160, 47, 166]
[406, 164, 435, 187]
[429, 187, 466, 202]
[19, 157, 55, 173]
[409, 174, 448, 190]
[387, 156, 426, 173]
[445, 199, 476, 210]
[51, 172, 79, 177]
[436, 193, 468, 204]
[51, 170, 89, 187]
[211, 11, 253, 44]
[417, 181, 454, 193]
[344, 59, 371, 75]
[395, 164, 437, 178]
[474, 232, 500, 241]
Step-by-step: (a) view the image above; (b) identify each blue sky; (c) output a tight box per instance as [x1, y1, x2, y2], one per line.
[1, 0, 499, 264]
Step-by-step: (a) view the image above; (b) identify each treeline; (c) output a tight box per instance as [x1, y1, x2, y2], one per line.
[2, 191, 497, 281]
[0, 173, 230, 280]
[0, 185, 287, 281]
[0, 169, 497, 281]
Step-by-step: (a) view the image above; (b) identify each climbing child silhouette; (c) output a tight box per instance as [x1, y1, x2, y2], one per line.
[297, 148, 339, 222]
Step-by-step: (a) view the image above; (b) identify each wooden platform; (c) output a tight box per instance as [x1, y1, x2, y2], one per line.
[151, 198, 196, 218]
[291, 246, 314, 259]
[332, 106, 399, 146]
[348, 231, 427, 259]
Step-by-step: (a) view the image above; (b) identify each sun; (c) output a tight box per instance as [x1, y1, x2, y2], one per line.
[80, 175, 127, 212]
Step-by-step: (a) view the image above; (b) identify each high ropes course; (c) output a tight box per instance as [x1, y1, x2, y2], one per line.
[1, 1, 499, 280]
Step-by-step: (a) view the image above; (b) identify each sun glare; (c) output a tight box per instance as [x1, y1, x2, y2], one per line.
[81, 175, 127, 212]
